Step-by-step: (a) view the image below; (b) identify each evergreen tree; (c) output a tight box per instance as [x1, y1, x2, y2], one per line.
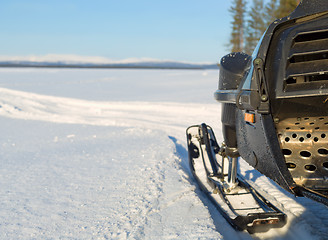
[227, 0, 301, 54]
[229, 0, 247, 52]
[245, 0, 266, 54]
[275, 0, 300, 19]
[264, 0, 279, 26]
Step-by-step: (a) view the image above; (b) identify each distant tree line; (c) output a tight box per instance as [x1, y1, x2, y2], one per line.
[229, 0, 301, 54]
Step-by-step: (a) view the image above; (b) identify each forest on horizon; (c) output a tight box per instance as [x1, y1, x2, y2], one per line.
[229, 0, 301, 54]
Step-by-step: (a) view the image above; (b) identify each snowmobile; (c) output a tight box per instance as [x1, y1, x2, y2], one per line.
[187, 0, 328, 233]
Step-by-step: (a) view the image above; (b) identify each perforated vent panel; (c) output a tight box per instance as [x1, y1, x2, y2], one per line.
[276, 116, 328, 189]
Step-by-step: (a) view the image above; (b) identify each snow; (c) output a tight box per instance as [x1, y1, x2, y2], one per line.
[0, 68, 327, 239]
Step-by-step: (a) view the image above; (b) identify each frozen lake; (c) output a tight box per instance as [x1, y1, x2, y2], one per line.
[0, 68, 219, 103]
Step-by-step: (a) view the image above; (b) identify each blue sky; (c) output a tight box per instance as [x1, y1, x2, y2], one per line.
[0, 0, 232, 63]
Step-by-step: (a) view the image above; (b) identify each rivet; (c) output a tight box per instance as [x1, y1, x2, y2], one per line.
[261, 95, 268, 102]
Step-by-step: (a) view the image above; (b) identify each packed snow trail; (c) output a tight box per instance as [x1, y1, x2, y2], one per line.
[0, 87, 231, 239]
[0, 120, 225, 239]
[0, 69, 327, 239]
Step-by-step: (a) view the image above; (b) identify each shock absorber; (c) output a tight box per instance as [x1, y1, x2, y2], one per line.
[219, 52, 251, 186]
[221, 103, 239, 186]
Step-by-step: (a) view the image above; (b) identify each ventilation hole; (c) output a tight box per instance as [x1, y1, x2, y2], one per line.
[286, 127, 291, 130]
[300, 127, 305, 130]
[285, 137, 290, 142]
[286, 162, 296, 169]
[292, 133, 297, 138]
[295, 122, 300, 125]
[318, 148, 328, 155]
[325, 122, 328, 125]
[299, 137, 305, 142]
[304, 164, 316, 172]
[304, 117, 309, 120]
[315, 127, 320, 130]
[323, 162, 328, 169]
[314, 137, 319, 142]
[286, 78, 296, 84]
[321, 134, 326, 138]
[295, 30, 328, 42]
[283, 149, 292, 156]
[319, 117, 325, 120]
[300, 151, 311, 158]
[310, 122, 315, 125]
[306, 134, 312, 138]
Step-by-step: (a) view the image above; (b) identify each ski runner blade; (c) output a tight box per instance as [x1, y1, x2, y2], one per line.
[186, 124, 287, 234]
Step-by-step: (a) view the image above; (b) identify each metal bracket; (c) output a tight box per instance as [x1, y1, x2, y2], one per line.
[254, 58, 270, 114]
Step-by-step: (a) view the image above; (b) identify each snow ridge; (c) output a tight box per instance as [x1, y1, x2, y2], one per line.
[0, 87, 219, 139]
[0, 69, 328, 239]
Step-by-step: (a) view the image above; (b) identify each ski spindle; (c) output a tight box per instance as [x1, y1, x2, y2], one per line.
[227, 157, 238, 188]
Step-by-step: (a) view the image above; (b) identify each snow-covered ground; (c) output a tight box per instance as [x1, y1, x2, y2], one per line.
[0, 68, 327, 239]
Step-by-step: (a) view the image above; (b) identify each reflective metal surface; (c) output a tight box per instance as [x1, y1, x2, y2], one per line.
[276, 116, 328, 189]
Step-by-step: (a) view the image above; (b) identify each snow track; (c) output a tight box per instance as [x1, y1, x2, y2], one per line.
[0, 69, 327, 239]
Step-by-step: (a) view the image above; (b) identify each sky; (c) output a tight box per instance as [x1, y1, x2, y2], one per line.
[0, 0, 232, 63]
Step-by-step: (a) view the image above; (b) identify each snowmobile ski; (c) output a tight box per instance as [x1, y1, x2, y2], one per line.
[186, 123, 286, 233]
